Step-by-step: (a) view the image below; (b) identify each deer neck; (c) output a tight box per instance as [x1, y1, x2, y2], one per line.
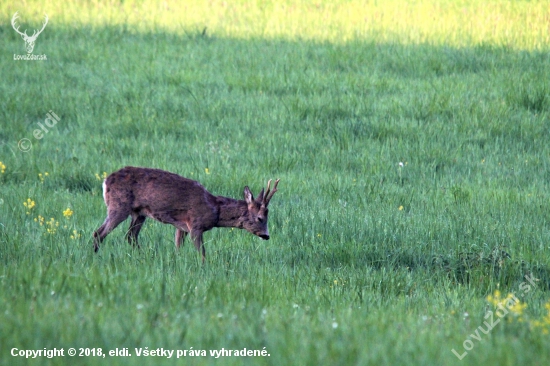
[216, 197, 248, 228]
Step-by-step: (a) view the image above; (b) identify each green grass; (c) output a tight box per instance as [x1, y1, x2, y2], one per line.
[1, 0, 550, 365]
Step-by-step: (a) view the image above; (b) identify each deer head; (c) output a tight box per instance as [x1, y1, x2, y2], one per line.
[11, 12, 48, 54]
[243, 178, 280, 240]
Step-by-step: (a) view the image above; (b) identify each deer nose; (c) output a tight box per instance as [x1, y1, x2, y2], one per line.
[259, 234, 269, 240]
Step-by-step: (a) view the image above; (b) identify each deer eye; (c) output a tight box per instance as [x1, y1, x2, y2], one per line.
[257, 217, 265, 223]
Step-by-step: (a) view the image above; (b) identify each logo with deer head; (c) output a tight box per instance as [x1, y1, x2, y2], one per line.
[11, 12, 48, 54]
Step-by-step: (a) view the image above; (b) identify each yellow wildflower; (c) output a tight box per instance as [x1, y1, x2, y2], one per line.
[205, 168, 210, 174]
[23, 198, 36, 214]
[487, 290, 526, 322]
[38, 172, 49, 183]
[509, 299, 527, 317]
[45, 217, 58, 234]
[486, 290, 502, 306]
[531, 300, 550, 334]
[398, 205, 404, 211]
[70, 230, 81, 240]
[63, 208, 73, 218]
[0, 161, 5, 173]
[34, 215, 45, 226]
[95, 172, 107, 181]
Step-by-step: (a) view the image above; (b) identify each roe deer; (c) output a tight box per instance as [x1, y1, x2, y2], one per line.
[93, 166, 279, 261]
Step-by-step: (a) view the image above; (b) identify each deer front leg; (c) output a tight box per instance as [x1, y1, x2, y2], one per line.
[175, 228, 188, 248]
[190, 230, 206, 262]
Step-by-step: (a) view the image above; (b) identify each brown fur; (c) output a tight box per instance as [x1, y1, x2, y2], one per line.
[93, 166, 279, 261]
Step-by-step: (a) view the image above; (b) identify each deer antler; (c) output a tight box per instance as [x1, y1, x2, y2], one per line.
[263, 179, 280, 206]
[11, 12, 27, 37]
[30, 14, 49, 40]
[11, 12, 48, 40]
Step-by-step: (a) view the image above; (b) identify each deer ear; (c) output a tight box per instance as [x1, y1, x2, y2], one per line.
[244, 186, 254, 204]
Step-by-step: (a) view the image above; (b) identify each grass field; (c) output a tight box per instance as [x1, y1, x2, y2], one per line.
[1, 0, 550, 365]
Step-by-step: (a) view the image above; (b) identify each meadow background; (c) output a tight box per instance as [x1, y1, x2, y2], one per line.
[1, 0, 550, 365]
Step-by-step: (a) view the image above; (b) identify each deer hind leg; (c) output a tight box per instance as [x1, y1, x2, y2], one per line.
[93, 209, 130, 252]
[127, 213, 146, 247]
